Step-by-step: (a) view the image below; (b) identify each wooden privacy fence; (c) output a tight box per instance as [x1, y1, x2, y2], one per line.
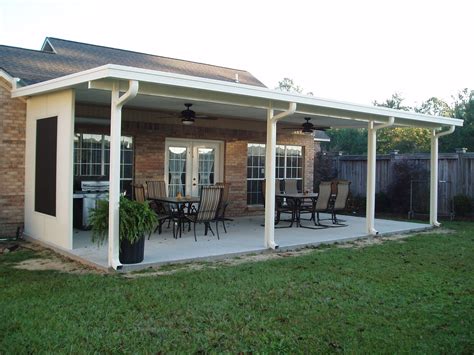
[318, 151, 474, 215]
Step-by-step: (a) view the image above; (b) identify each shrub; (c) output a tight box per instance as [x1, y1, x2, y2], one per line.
[453, 194, 472, 216]
[349, 194, 366, 215]
[314, 152, 338, 191]
[388, 160, 429, 214]
[375, 192, 391, 213]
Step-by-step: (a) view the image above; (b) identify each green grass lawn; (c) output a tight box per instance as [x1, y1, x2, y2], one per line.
[1, 222, 473, 353]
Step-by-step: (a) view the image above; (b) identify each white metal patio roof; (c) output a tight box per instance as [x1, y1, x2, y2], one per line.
[10, 64, 464, 129]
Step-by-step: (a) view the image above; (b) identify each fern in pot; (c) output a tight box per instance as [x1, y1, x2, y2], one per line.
[89, 195, 157, 264]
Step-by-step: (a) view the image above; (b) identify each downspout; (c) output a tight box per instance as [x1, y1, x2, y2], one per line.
[430, 125, 455, 227]
[264, 102, 297, 249]
[366, 116, 395, 235]
[108, 80, 139, 270]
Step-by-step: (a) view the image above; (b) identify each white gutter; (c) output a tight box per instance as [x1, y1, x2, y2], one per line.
[366, 116, 395, 235]
[264, 102, 297, 249]
[0, 70, 25, 102]
[434, 125, 456, 139]
[430, 125, 456, 227]
[108, 80, 139, 270]
[373, 116, 395, 131]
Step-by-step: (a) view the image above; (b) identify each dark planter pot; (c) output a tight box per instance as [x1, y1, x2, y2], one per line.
[119, 236, 145, 264]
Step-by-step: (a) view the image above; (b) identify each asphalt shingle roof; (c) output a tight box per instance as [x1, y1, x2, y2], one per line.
[0, 37, 266, 87]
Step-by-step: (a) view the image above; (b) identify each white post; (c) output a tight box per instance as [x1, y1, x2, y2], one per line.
[264, 108, 278, 249]
[430, 126, 455, 227]
[108, 81, 139, 270]
[429, 129, 439, 226]
[263, 103, 297, 249]
[366, 121, 377, 235]
[365, 117, 395, 235]
[108, 83, 123, 269]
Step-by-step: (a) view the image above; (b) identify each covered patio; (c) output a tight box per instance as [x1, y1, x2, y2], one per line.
[70, 214, 429, 271]
[11, 64, 463, 271]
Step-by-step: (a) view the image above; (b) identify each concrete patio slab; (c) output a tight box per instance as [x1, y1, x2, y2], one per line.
[69, 214, 429, 271]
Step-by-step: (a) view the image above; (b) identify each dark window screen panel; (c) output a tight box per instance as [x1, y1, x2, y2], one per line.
[35, 117, 58, 216]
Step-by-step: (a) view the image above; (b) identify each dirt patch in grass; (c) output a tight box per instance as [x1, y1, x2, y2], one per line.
[5, 242, 105, 274]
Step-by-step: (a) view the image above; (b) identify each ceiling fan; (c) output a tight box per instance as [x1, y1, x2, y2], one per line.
[282, 117, 329, 134]
[179, 103, 216, 125]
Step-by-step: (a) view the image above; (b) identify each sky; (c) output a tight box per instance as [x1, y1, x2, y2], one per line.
[1, 0, 473, 107]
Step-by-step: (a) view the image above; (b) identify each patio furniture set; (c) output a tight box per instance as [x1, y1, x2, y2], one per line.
[271, 179, 351, 229]
[133, 181, 231, 241]
[133, 179, 350, 241]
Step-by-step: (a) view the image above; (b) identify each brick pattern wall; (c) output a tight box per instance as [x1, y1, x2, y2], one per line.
[0, 78, 26, 237]
[75, 104, 316, 217]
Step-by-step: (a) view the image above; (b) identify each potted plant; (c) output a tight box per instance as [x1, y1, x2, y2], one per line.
[89, 195, 158, 264]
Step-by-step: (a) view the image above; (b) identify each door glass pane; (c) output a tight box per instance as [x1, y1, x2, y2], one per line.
[197, 147, 215, 195]
[168, 146, 187, 197]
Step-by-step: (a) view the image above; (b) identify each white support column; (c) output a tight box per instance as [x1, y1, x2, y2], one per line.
[264, 108, 277, 249]
[430, 126, 455, 227]
[366, 121, 377, 235]
[264, 102, 297, 249]
[365, 117, 395, 235]
[108, 80, 139, 270]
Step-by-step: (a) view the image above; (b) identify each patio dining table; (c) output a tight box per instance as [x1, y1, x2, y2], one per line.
[152, 196, 200, 238]
[275, 192, 319, 228]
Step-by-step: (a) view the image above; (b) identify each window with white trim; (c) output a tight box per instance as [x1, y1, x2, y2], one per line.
[247, 143, 303, 205]
[74, 133, 134, 193]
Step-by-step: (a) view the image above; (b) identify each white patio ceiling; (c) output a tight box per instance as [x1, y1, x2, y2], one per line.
[12, 64, 464, 130]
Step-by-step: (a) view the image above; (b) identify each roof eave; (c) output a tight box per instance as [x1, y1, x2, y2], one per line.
[11, 64, 464, 128]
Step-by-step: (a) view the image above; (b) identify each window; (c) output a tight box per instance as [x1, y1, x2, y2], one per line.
[247, 143, 303, 205]
[74, 134, 134, 194]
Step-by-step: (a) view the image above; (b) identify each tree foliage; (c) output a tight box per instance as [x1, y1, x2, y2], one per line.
[439, 88, 474, 152]
[373, 92, 412, 111]
[374, 93, 431, 153]
[415, 96, 453, 117]
[276, 78, 314, 95]
[324, 128, 368, 155]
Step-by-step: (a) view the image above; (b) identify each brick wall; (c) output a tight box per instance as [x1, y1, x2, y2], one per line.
[0, 78, 26, 237]
[75, 104, 316, 217]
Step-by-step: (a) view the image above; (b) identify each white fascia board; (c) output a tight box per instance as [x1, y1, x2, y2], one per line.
[12, 64, 464, 128]
[0, 69, 14, 83]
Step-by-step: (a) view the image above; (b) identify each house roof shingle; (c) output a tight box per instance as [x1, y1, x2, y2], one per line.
[0, 37, 266, 87]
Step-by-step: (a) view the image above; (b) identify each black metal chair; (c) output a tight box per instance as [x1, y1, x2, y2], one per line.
[215, 182, 232, 233]
[133, 184, 169, 238]
[262, 180, 294, 225]
[185, 186, 223, 241]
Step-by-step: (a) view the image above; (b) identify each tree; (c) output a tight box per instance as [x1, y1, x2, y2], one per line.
[374, 93, 431, 153]
[440, 88, 474, 152]
[324, 128, 367, 155]
[415, 97, 453, 117]
[373, 92, 412, 111]
[275, 78, 314, 95]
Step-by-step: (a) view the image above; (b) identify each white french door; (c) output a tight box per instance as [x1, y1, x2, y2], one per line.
[165, 139, 223, 197]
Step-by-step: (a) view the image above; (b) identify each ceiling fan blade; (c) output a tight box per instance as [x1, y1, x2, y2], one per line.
[196, 116, 218, 120]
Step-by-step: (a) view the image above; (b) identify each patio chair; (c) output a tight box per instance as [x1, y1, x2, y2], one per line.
[299, 181, 333, 227]
[146, 180, 174, 227]
[330, 180, 351, 225]
[215, 182, 233, 233]
[185, 185, 223, 241]
[262, 180, 295, 226]
[133, 184, 169, 237]
[283, 179, 299, 194]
